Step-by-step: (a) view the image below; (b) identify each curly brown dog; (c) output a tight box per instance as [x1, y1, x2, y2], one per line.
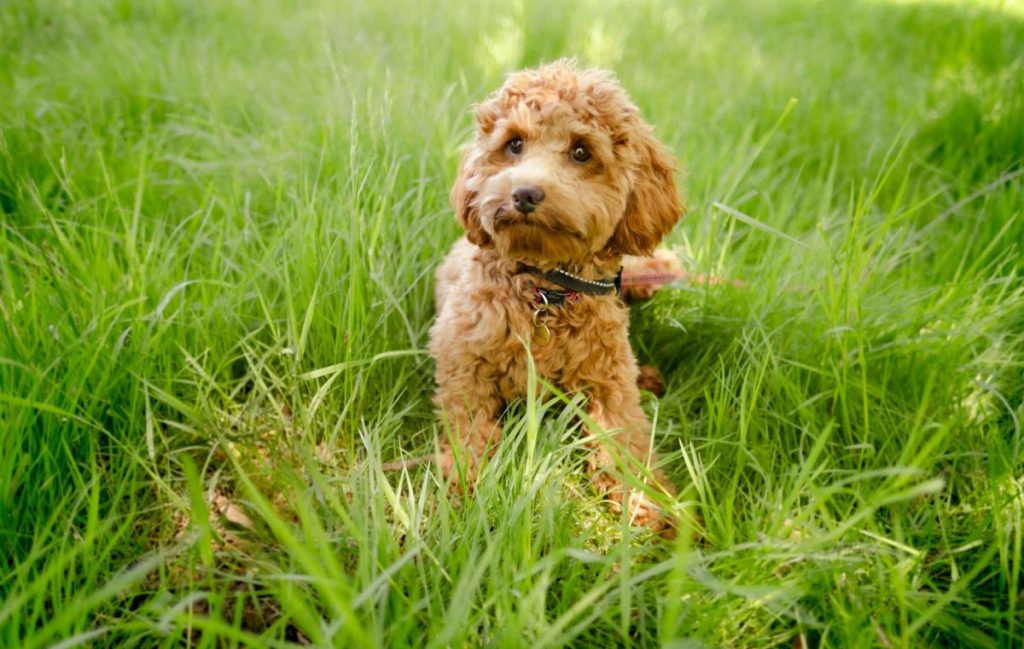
[428, 59, 684, 536]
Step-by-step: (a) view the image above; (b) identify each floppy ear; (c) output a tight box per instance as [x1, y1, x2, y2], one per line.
[450, 97, 504, 247]
[450, 147, 491, 247]
[606, 126, 683, 256]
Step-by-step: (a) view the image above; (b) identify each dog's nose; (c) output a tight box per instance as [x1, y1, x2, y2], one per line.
[512, 185, 545, 214]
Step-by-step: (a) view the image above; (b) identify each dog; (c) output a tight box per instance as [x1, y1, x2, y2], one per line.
[428, 59, 684, 535]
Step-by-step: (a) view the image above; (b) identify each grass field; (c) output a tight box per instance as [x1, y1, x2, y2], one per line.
[2, 0, 1023, 646]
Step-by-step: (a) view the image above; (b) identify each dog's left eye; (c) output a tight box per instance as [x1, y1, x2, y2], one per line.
[570, 144, 591, 163]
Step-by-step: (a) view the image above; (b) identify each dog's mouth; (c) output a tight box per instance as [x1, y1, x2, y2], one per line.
[492, 205, 587, 239]
[492, 205, 519, 228]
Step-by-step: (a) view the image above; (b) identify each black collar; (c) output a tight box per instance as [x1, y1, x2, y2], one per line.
[521, 264, 622, 306]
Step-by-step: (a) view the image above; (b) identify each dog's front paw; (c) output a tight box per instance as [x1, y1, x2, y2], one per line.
[608, 489, 677, 539]
[592, 469, 677, 539]
[436, 450, 481, 495]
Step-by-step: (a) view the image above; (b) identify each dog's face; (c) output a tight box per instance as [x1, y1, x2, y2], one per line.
[451, 60, 683, 263]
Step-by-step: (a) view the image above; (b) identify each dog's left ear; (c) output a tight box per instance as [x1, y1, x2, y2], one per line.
[605, 126, 683, 256]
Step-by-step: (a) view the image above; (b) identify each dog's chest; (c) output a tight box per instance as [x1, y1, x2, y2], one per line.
[489, 290, 628, 398]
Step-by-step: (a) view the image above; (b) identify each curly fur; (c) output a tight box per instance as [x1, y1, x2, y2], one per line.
[429, 60, 685, 535]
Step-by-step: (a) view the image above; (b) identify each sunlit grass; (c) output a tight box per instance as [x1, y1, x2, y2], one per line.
[1, 0, 1022, 646]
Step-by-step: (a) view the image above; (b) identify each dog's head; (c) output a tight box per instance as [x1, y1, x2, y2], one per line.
[451, 59, 683, 263]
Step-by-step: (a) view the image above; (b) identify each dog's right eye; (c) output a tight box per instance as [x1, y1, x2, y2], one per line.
[506, 137, 524, 156]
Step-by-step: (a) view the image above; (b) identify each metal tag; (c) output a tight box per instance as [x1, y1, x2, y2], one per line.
[533, 323, 551, 346]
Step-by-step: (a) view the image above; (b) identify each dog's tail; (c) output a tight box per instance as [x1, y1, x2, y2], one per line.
[620, 249, 686, 301]
[621, 249, 747, 302]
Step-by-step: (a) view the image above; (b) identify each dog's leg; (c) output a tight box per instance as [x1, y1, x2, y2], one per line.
[583, 378, 677, 537]
[433, 362, 504, 490]
[636, 364, 665, 397]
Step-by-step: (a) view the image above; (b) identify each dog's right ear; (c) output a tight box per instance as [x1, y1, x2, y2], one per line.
[452, 97, 505, 246]
[450, 147, 491, 247]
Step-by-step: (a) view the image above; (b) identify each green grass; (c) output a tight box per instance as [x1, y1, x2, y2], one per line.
[1, 0, 1023, 646]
